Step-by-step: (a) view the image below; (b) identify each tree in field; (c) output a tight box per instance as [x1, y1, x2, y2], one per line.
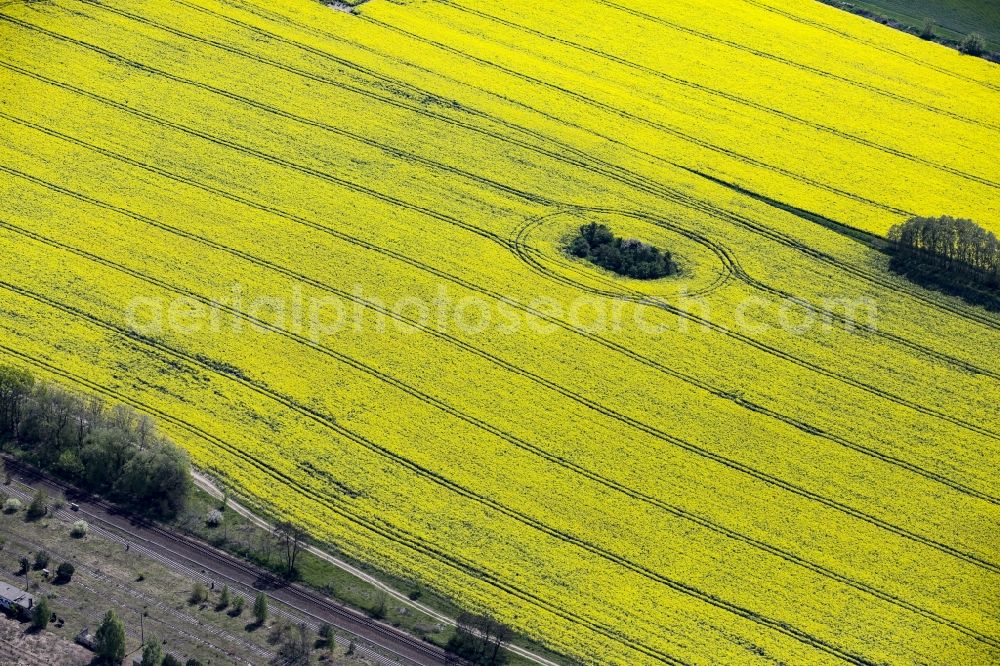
[253, 591, 268, 625]
[446, 612, 512, 665]
[959, 32, 987, 55]
[887, 216, 1000, 304]
[95, 610, 127, 665]
[920, 18, 935, 39]
[274, 521, 306, 577]
[0, 364, 33, 440]
[140, 636, 164, 666]
[31, 595, 50, 631]
[568, 222, 677, 280]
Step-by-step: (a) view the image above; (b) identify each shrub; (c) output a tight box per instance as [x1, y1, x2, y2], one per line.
[370, 592, 387, 620]
[56, 562, 75, 583]
[31, 595, 50, 630]
[217, 584, 230, 610]
[26, 490, 47, 521]
[18, 556, 29, 574]
[230, 595, 245, 616]
[959, 32, 986, 55]
[253, 591, 268, 625]
[162, 656, 181, 666]
[33, 550, 49, 570]
[71, 520, 88, 538]
[189, 581, 208, 605]
[3, 498, 21, 513]
[205, 509, 223, 527]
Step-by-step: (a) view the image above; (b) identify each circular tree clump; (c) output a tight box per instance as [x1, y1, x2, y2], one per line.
[568, 223, 677, 279]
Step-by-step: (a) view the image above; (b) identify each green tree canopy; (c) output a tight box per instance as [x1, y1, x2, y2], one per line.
[95, 609, 127, 665]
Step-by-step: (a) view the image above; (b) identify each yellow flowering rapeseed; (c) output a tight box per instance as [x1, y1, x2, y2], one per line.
[0, 0, 997, 663]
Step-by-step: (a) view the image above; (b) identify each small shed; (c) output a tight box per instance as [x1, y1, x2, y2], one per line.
[0, 581, 34, 620]
[75, 626, 96, 651]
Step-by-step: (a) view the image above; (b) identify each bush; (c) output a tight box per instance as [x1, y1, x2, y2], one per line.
[568, 222, 677, 279]
[189, 581, 208, 605]
[370, 592, 387, 620]
[230, 595, 245, 616]
[33, 550, 49, 570]
[71, 520, 88, 538]
[253, 592, 268, 625]
[56, 562, 74, 583]
[217, 584, 230, 610]
[318, 622, 334, 646]
[205, 509, 223, 527]
[162, 656, 181, 666]
[3, 498, 21, 513]
[26, 490, 47, 521]
[31, 595, 50, 631]
[140, 636, 163, 666]
[959, 32, 987, 56]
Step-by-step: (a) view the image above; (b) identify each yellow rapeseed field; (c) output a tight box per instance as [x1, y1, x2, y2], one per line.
[1, 0, 998, 663]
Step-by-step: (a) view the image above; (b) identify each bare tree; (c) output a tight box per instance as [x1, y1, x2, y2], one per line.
[274, 521, 306, 576]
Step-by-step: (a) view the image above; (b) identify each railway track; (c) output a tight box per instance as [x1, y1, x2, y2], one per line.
[2, 460, 453, 666]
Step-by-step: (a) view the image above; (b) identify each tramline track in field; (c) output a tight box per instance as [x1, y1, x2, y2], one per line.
[72, 0, 1000, 339]
[5, 148, 1000, 557]
[0, 153, 996, 580]
[0, 278, 894, 666]
[738, 0, 1000, 93]
[9, 3, 1000, 341]
[1, 48, 996, 452]
[434, 0, 1000, 190]
[591, 0, 1000, 132]
[0, 345, 686, 666]
[4, 217, 996, 651]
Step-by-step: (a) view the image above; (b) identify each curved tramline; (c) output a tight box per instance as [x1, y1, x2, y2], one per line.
[6, 152, 997, 532]
[6, 217, 998, 650]
[1, 0, 998, 664]
[1, 42, 992, 452]
[19, 0, 997, 343]
[161, 0, 1000, 335]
